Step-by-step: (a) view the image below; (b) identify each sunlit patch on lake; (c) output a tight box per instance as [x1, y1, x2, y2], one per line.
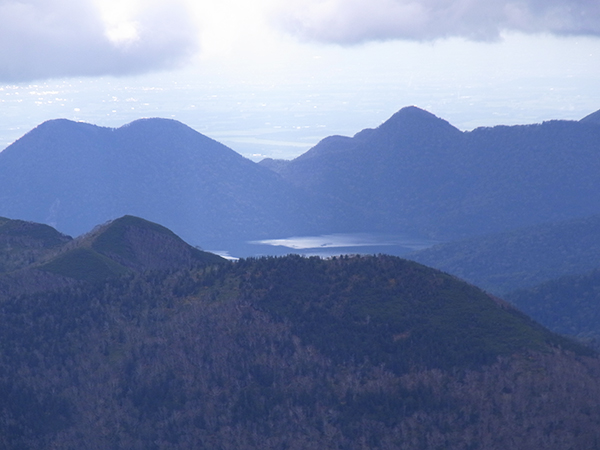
[208, 250, 240, 261]
[240, 233, 439, 258]
[252, 233, 429, 249]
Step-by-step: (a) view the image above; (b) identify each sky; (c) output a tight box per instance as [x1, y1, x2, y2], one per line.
[1, 0, 599, 160]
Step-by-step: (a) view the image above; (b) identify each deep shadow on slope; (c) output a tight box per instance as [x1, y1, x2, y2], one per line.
[0, 253, 598, 449]
[406, 214, 600, 296]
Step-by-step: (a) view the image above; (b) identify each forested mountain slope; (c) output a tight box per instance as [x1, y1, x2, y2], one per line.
[265, 106, 600, 240]
[0, 215, 225, 297]
[0, 217, 598, 449]
[0, 216, 72, 273]
[505, 268, 600, 348]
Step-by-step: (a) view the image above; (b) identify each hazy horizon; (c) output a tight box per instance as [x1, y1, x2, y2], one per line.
[2, 67, 598, 161]
[1, 1, 599, 160]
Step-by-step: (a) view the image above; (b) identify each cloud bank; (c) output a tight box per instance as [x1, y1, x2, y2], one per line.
[1, 0, 598, 82]
[0, 0, 198, 82]
[271, 0, 600, 44]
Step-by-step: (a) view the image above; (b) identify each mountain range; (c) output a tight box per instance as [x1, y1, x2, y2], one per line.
[0, 118, 360, 249]
[0, 215, 598, 449]
[1, 107, 600, 447]
[2, 107, 600, 353]
[1, 106, 599, 252]
[262, 106, 600, 240]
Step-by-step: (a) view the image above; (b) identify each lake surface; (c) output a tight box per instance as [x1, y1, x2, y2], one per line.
[208, 232, 440, 260]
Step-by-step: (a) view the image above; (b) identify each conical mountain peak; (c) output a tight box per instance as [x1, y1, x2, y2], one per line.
[85, 215, 225, 271]
[377, 106, 460, 135]
[117, 117, 193, 133]
[392, 105, 440, 120]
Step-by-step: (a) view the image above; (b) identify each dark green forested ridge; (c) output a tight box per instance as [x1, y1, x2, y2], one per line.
[0, 218, 71, 247]
[233, 255, 590, 371]
[41, 247, 130, 282]
[87, 215, 225, 270]
[0, 217, 72, 274]
[91, 214, 179, 256]
[0, 217, 599, 449]
[0, 253, 598, 449]
[0, 215, 226, 296]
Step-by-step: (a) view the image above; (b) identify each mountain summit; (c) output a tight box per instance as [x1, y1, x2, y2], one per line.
[374, 105, 461, 138]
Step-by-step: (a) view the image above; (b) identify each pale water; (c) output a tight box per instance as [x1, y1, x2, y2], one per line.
[207, 232, 440, 260]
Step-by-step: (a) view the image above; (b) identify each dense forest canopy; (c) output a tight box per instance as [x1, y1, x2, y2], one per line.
[0, 216, 598, 448]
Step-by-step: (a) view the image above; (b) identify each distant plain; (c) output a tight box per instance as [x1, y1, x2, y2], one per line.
[2, 68, 599, 161]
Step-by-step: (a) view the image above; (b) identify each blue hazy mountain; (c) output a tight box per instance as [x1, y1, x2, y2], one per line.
[505, 268, 600, 348]
[264, 106, 600, 240]
[406, 214, 600, 296]
[581, 108, 600, 125]
[0, 118, 360, 247]
[2, 107, 600, 252]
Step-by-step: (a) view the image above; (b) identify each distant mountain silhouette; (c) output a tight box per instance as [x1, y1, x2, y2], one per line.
[264, 106, 600, 240]
[0, 118, 358, 247]
[3, 108, 600, 252]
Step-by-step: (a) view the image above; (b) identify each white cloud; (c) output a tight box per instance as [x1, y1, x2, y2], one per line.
[269, 0, 600, 44]
[0, 0, 199, 82]
[1, 0, 597, 82]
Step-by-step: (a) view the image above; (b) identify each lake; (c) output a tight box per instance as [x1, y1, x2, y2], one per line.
[207, 232, 440, 260]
